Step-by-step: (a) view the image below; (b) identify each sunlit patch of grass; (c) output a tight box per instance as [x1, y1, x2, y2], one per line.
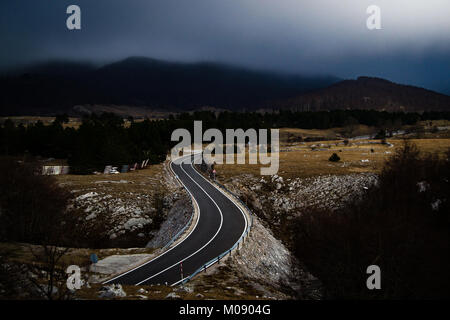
[55, 164, 168, 198]
[214, 138, 450, 180]
[279, 125, 376, 143]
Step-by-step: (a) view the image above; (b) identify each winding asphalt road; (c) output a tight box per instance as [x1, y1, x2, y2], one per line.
[104, 153, 247, 286]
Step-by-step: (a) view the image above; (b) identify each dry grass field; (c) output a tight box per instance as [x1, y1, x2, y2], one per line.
[0, 242, 155, 271]
[279, 125, 377, 143]
[418, 119, 450, 127]
[55, 164, 168, 198]
[0, 116, 83, 128]
[214, 137, 450, 181]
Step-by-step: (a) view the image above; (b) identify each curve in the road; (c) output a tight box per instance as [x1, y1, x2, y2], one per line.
[103, 153, 247, 286]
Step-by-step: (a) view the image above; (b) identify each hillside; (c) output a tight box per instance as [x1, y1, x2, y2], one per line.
[2, 60, 449, 115]
[0, 57, 337, 115]
[278, 77, 450, 112]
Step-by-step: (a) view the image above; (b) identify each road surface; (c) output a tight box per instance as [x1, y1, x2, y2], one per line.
[104, 153, 247, 286]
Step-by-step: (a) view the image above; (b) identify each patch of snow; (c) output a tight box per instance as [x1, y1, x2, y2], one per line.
[417, 181, 429, 193]
[76, 192, 98, 201]
[431, 199, 442, 211]
[98, 284, 126, 298]
[165, 292, 181, 299]
[85, 213, 97, 221]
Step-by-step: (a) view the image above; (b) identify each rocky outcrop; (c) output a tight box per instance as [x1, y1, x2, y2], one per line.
[146, 197, 192, 248]
[62, 161, 192, 247]
[98, 284, 127, 298]
[227, 216, 322, 299]
[227, 173, 378, 221]
[218, 172, 378, 299]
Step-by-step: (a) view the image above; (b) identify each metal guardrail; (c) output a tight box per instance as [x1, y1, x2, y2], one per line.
[214, 180, 254, 228]
[180, 174, 254, 285]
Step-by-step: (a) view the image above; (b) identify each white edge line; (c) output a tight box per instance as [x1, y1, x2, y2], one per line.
[134, 154, 224, 286]
[189, 159, 249, 241]
[188, 157, 248, 240]
[104, 152, 249, 287]
[170, 155, 249, 286]
[170, 256, 219, 287]
[103, 153, 200, 284]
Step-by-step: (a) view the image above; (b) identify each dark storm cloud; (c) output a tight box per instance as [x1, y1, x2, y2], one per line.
[1, 0, 449, 93]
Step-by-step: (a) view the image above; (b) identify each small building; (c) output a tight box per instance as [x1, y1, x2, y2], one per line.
[42, 165, 70, 175]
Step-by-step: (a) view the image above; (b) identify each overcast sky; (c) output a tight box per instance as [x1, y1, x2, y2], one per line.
[1, 0, 449, 93]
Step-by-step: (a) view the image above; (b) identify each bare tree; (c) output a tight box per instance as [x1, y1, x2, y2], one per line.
[0, 158, 81, 299]
[26, 245, 73, 300]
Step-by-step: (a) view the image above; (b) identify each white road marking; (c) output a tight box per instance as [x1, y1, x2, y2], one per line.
[104, 152, 248, 287]
[103, 154, 200, 284]
[170, 155, 249, 286]
[134, 155, 224, 286]
[187, 157, 248, 253]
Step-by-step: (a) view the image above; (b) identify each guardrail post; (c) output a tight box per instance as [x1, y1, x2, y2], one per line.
[203, 265, 206, 273]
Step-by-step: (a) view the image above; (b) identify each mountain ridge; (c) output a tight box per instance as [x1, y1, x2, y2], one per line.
[276, 76, 450, 112]
[0, 57, 338, 115]
[1, 57, 449, 115]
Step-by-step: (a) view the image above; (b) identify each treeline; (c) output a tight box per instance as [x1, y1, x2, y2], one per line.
[0, 113, 175, 174]
[0, 112, 272, 174]
[174, 109, 450, 129]
[1, 110, 449, 173]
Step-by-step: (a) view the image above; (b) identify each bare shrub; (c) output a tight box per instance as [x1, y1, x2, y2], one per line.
[328, 153, 340, 162]
[292, 141, 450, 299]
[0, 157, 73, 245]
[0, 158, 86, 299]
